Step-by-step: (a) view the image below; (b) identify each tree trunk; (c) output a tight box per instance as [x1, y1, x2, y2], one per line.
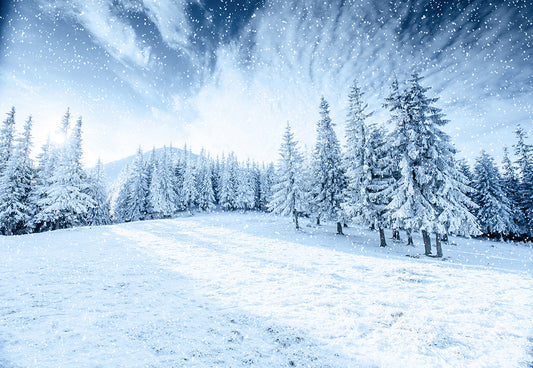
[336, 222, 344, 235]
[392, 229, 401, 241]
[435, 233, 443, 257]
[422, 229, 432, 255]
[406, 229, 414, 246]
[316, 216, 320, 225]
[294, 210, 300, 230]
[442, 231, 449, 243]
[379, 227, 387, 247]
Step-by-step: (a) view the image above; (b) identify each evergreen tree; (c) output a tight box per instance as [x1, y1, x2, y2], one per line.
[472, 151, 517, 238]
[311, 97, 347, 235]
[149, 147, 179, 218]
[86, 159, 111, 226]
[387, 73, 478, 256]
[196, 150, 216, 211]
[0, 107, 16, 175]
[113, 147, 149, 222]
[34, 117, 95, 230]
[269, 122, 307, 229]
[235, 161, 256, 212]
[501, 146, 524, 236]
[219, 153, 237, 210]
[32, 137, 58, 232]
[259, 163, 275, 211]
[182, 152, 198, 213]
[513, 125, 533, 237]
[0, 116, 35, 235]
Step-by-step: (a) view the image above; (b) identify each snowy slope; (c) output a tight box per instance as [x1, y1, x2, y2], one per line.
[0, 212, 532, 367]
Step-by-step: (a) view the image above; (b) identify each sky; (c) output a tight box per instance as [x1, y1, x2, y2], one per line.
[0, 0, 531, 166]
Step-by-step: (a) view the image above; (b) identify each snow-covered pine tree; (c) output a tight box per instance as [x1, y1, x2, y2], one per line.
[219, 153, 237, 211]
[196, 150, 216, 211]
[342, 82, 377, 229]
[383, 76, 406, 242]
[259, 162, 275, 211]
[182, 151, 198, 214]
[269, 122, 307, 229]
[311, 97, 347, 235]
[513, 125, 533, 237]
[0, 116, 35, 235]
[34, 117, 95, 230]
[235, 160, 256, 212]
[149, 147, 179, 218]
[0, 107, 16, 175]
[85, 158, 111, 226]
[32, 137, 58, 232]
[387, 73, 478, 256]
[472, 150, 518, 239]
[113, 147, 149, 222]
[501, 146, 524, 237]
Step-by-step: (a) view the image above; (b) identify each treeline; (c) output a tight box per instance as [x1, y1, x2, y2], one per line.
[269, 73, 533, 255]
[0, 73, 531, 257]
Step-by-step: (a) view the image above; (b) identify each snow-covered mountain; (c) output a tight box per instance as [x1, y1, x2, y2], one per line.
[100, 146, 195, 185]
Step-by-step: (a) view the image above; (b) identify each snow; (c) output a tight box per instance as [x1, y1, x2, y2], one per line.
[1, 212, 532, 367]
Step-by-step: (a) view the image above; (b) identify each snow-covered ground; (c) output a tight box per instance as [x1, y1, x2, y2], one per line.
[1, 212, 532, 367]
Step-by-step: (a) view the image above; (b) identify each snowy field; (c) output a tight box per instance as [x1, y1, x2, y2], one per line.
[1, 212, 532, 368]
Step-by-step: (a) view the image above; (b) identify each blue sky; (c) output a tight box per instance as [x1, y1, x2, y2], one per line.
[0, 0, 531, 165]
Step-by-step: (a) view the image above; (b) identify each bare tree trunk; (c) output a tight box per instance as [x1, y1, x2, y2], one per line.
[392, 229, 401, 241]
[336, 222, 344, 235]
[442, 231, 449, 243]
[294, 210, 300, 230]
[422, 229, 432, 256]
[406, 229, 414, 246]
[316, 216, 320, 225]
[379, 227, 387, 247]
[435, 233, 443, 257]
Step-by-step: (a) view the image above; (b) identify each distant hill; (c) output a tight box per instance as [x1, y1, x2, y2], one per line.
[100, 146, 192, 186]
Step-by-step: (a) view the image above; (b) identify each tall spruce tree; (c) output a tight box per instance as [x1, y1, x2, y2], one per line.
[149, 147, 179, 218]
[513, 126, 533, 237]
[472, 151, 517, 238]
[311, 97, 347, 235]
[113, 147, 149, 222]
[0, 107, 16, 175]
[86, 159, 111, 226]
[196, 150, 216, 211]
[387, 73, 478, 256]
[34, 117, 94, 230]
[269, 123, 307, 229]
[0, 116, 35, 235]
[501, 146, 524, 236]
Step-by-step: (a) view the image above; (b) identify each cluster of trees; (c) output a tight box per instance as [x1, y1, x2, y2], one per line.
[111, 147, 275, 222]
[0, 108, 109, 235]
[1, 73, 531, 257]
[270, 73, 532, 256]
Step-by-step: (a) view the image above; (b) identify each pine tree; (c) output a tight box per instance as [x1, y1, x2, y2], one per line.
[196, 151, 216, 211]
[269, 123, 307, 229]
[387, 73, 478, 256]
[501, 146, 524, 237]
[149, 147, 179, 218]
[32, 137, 58, 232]
[182, 152, 198, 213]
[0, 107, 16, 175]
[513, 125, 533, 237]
[0, 116, 35, 235]
[472, 151, 517, 238]
[235, 161, 256, 212]
[219, 153, 237, 211]
[86, 159, 111, 226]
[259, 163, 275, 211]
[113, 147, 149, 222]
[311, 97, 347, 235]
[34, 117, 95, 230]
